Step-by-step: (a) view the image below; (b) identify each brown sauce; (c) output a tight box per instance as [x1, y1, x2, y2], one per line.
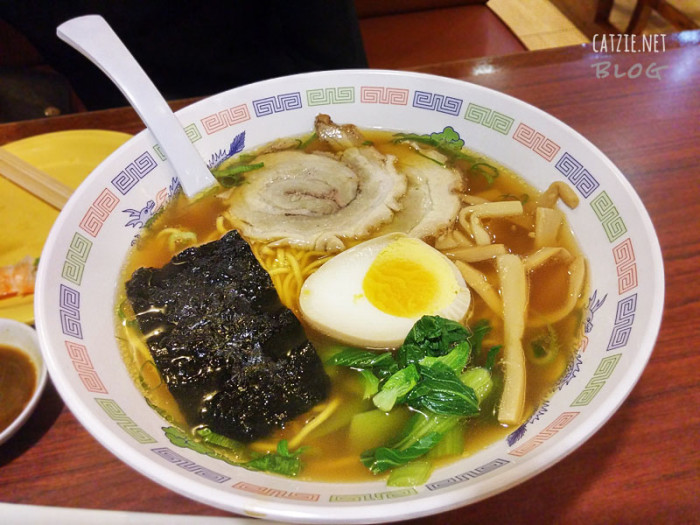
[0, 344, 37, 432]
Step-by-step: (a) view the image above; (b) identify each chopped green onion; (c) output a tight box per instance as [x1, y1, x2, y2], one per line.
[470, 162, 499, 184]
[526, 325, 560, 365]
[212, 162, 264, 187]
[297, 132, 318, 149]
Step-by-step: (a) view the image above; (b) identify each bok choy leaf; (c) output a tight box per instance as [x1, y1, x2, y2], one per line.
[373, 364, 420, 412]
[406, 362, 479, 416]
[326, 315, 500, 480]
[360, 412, 461, 474]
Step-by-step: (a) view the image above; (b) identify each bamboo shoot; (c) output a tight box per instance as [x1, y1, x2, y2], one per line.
[496, 254, 527, 425]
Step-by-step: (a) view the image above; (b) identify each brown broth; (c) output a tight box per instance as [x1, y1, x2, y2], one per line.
[0, 345, 37, 432]
[115, 129, 587, 482]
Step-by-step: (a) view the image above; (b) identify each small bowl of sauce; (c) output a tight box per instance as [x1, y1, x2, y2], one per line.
[0, 318, 47, 445]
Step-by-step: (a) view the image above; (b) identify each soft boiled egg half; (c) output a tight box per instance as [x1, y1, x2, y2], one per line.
[299, 233, 471, 349]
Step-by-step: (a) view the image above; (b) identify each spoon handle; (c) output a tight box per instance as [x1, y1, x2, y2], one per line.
[57, 15, 215, 198]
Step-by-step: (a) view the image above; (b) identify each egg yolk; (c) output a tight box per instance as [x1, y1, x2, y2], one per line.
[362, 238, 458, 318]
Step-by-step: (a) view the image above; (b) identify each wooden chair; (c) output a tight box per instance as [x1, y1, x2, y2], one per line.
[628, 0, 698, 34]
[597, 0, 698, 34]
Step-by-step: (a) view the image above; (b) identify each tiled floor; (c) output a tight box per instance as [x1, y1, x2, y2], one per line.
[489, 0, 700, 50]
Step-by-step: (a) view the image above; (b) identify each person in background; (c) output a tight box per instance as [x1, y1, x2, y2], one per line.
[0, 1, 368, 118]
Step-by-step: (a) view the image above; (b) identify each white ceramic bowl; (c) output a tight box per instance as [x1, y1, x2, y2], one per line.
[0, 318, 47, 445]
[34, 70, 664, 523]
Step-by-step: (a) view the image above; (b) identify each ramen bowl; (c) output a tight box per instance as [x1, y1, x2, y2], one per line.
[34, 70, 664, 523]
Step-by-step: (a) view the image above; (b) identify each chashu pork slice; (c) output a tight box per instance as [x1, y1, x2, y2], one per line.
[375, 150, 463, 240]
[227, 147, 407, 252]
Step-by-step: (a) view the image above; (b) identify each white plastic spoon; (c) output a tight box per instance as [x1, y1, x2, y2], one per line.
[57, 15, 216, 198]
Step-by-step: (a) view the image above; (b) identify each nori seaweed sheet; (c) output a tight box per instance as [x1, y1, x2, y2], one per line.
[125, 230, 330, 443]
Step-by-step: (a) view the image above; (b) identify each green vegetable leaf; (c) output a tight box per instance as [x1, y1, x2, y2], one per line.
[360, 412, 463, 473]
[419, 340, 470, 374]
[484, 345, 501, 371]
[393, 412, 462, 450]
[468, 319, 491, 356]
[407, 362, 480, 416]
[459, 367, 494, 404]
[276, 439, 305, 458]
[398, 315, 470, 367]
[361, 432, 443, 474]
[359, 369, 380, 399]
[397, 342, 428, 369]
[373, 364, 420, 412]
[386, 459, 433, 487]
[242, 440, 307, 477]
[426, 423, 464, 459]
[326, 348, 397, 374]
[165, 427, 304, 477]
[345, 317, 502, 479]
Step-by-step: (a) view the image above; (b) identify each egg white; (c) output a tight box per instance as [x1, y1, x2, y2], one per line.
[299, 233, 470, 349]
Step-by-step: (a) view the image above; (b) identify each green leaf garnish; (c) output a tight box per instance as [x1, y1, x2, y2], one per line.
[164, 427, 305, 477]
[297, 132, 318, 150]
[243, 439, 307, 477]
[393, 127, 477, 163]
[470, 162, 499, 185]
[212, 162, 264, 187]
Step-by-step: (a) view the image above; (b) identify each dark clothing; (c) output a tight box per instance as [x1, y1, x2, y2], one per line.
[0, 1, 367, 111]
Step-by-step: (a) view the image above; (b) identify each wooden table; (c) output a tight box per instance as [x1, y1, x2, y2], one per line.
[1, 32, 698, 524]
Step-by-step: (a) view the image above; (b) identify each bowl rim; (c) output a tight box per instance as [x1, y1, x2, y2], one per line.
[33, 68, 665, 523]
